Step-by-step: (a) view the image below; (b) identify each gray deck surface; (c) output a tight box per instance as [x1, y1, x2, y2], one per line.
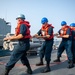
[0, 50, 75, 75]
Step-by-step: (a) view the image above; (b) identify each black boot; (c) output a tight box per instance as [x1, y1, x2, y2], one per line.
[53, 57, 61, 62]
[67, 60, 74, 69]
[27, 68, 32, 74]
[36, 62, 44, 66]
[73, 60, 75, 64]
[41, 66, 51, 73]
[26, 63, 32, 74]
[41, 61, 51, 73]
[36, 58, 44, 66]
[4, 68, 10, 75]
[68, 60, 70, 63]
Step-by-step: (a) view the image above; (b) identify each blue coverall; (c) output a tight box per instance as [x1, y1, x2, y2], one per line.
[6, 24, 31, 70]
[37, 27, 54, 63]
[71, 30, 75, 62]
[57, 28, 73, 61]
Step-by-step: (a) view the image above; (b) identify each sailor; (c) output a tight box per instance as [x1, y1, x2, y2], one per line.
[54, 21, 74, 68]
[70, 23, 75, 63]
[3, 14, 32, 75]
[33, 17, 54, 73]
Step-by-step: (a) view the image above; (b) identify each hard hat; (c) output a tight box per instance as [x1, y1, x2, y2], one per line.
[41, 17, 48, 24]
[70, 23, 75, 27]
[16, 14, 25, 20]
[61, 21, 67, 26]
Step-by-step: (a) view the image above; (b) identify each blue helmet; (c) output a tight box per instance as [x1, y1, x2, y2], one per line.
[16, 14, 25, 20]
[70, 23, 75, 27]
[41, 17, 48, 24]
[61, 21, 67, 26]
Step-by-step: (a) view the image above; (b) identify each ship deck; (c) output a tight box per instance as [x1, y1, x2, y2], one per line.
[0, 50, 75, 75]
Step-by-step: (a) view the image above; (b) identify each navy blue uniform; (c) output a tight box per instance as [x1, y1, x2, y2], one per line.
[71, 30, 75, 62]
[37, 27, 53, 62]
[6, 24, 30, 70]
[57, 28, 73, 61]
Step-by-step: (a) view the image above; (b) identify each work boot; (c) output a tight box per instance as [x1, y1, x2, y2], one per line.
[53, 57, 61, 62]
[73, 60, 75, 64]
[27, 68, 32, 74]
[41, 66, 51, 73]
[4, 69, 10, 75]
[53, 59, 61, 62]
[67, 60, 74, 69]
[25, 63, 33, 74]
[68, 60, 70, 63]
[36, 58, 44, 66]
[41, 61, 51, 73]
[36, 62, 44, 66]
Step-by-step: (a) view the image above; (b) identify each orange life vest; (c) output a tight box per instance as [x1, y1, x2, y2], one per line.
[41, 24, 54, 40]
[60, 25, 71, 36]
[70, 27, 75, 39]
[15, 20, 31, 39]
[70, 27, 75, 31]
